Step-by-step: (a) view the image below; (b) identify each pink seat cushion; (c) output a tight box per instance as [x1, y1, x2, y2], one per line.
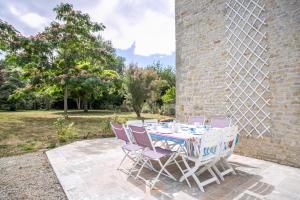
[142, 147, 173, 160]
[122, 144, 143, 151]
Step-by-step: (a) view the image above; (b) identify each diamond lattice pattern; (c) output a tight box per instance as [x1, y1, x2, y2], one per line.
[225, 0, 270, 138]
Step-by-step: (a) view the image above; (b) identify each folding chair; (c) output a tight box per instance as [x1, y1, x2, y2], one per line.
[143, 119, 158, 126]
[179, 129, 223, 192]
[110, 123, 143, 171]
[124, 120, 143, 142]
[126, 120, 143, 127]
[128, 125, 190, 189]
[187, 116, 205, 125]
[210, 116, 231, 128]
[212, 126, 238, 181]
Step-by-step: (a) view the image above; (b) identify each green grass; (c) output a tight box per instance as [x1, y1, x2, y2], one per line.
[0, 110, 170, 157]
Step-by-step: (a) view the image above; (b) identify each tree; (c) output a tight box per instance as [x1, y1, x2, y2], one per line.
[146, 61, 176, 112]
[0, 5, 123, 112]
[147, 61, 176, 87]
[107, 56, 126, 74]
[68, 63, 121, 112]
[3, 3, 114, 115]
[0, 63, 24, 110]
[0, 19, 23, 53]
[123, 63, 161, 118]
[162, 86, 176, 104]
[0, 60, 4, 86]
[146, 79, 168, 113]
[42, 3, 109, 115]
[100, 69, 124, 109]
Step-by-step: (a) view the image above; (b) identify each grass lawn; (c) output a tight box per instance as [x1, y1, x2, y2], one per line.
[0, 110, 170, 157]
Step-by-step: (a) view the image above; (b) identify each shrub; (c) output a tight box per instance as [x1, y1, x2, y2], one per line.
[54, 116, 77, 143]
[99, 119, 113, 136]
[142, 103, 151, 113]
[161, 103, 176, 116]
[47, 142, 56, 149]
[99, 114, 127, 137]
[18, 141, 36, 152]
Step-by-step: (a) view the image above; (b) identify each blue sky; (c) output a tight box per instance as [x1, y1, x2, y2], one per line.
[0, 0, 175, 67]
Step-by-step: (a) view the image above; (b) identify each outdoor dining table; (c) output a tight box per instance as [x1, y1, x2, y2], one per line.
[146, 124, 210, 155]
[145, 124, 208, 180]
[145, 123, 238, 183]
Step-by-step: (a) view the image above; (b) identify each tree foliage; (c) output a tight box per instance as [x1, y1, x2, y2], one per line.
[0, 61, 24, 110]
[0, 3, 123, 114]
[0, 4, 175, 116]
[123, 63, 168, 117]
[162, 86, 176, 104]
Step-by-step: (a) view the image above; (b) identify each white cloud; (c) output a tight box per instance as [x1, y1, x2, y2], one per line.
[84, 0, 175, 56]
[20, 13, 48, 29]
[6, 1, 175, 56]
[9, 5, 21, 16]
[9, 5, 48, 31]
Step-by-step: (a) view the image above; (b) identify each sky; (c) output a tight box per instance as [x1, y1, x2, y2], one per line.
[0, 0, 175, 67]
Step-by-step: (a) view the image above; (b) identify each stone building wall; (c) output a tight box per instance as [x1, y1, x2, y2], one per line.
[175, 0, 300, 167]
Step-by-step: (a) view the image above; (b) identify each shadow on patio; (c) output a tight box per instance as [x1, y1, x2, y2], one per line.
[46, 138, 300, 200]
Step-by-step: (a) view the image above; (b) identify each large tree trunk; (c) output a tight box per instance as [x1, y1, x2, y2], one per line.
[76, 98, 81, 110]
[133, 107, 141, 118]
[64, 85, 68, 116]
[83, 99, 88, 112]
[46, 99, 51, 110]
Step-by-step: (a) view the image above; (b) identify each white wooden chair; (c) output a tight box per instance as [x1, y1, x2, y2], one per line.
[179, 129, 223, 192]
[210, 116, 231, 128]
[212, 126, 238, 181]
[187, 116, 205, 125]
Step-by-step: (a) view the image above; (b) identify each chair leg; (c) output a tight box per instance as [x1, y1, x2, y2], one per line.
[150, 155, 176, 189]
[158, 156, 176, 181]
[174, 158, 191, 188]
[219, 160, 226, 171]
[212, 164, 224, 181]
[135, 159, 148, 180]
[223, 158, 236, 175]
[145, 160, 156, 171]
[127, 150, 140, 163]
[128, 154, 142, 177]
[195, 163, 210, 176]
[118, 151, 129, 170]
[218, 158, 236, 178]
[181, 158, 204, 192]
[207, 167, 220, 184]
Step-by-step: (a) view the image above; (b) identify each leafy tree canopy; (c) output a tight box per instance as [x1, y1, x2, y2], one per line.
[123, 63, 164, 118]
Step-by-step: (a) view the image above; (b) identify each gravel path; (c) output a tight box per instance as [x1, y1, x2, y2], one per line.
[0, 151, 67, 200]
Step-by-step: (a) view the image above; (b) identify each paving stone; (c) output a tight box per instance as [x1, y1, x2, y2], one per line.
[47, 138, 300, 200]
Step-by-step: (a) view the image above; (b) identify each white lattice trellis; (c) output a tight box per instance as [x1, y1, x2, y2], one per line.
[225, 0, 270, 138]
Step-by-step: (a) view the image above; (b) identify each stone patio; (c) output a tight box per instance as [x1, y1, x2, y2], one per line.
[46, 138, 300, 200]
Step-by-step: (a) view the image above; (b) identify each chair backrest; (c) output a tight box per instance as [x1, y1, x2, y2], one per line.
[187, 116, 205, 125]
[110, 123, 129, 142]
[210, 117, 231, 128]
[143, 119, 158, 126]
[198, 128, 223, 161]
[126, 120, 143, 127]
[220, 126, 238, 157]
[128, 125, 154, 150]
